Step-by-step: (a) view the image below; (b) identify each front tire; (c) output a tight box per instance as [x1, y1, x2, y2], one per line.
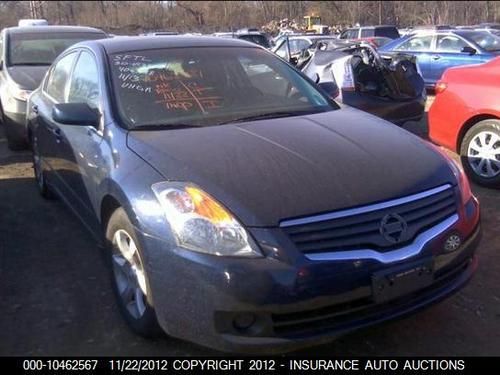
[31, 132, 55, 199]
[460, 119, 500, 188]
[105, 207, 162, 337]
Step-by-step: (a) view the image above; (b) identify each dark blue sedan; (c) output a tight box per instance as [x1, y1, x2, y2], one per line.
[26, 36, 480, 353]
[379, 30, 500, 88]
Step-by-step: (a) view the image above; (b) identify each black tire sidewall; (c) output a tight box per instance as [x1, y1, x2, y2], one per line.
[105, 207, 162, 337]
[460, 119, 500, 189]
[31, 133, 54, 199]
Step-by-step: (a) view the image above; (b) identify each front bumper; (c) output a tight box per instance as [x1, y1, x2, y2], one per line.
[141, 198, 480, 354]
[2, 100, 28, 144]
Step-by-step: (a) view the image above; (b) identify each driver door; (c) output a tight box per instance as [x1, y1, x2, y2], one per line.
[36, 52, 78, 195]
[57, 50, 104, 233]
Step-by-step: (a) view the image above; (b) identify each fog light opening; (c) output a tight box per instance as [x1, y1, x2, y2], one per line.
[233, 313, 256, 331]
[444, 233, 462, 252]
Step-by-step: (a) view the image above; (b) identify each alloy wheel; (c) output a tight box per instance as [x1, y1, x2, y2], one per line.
[111, 229, 148, 320]
[467, 130, 500, 178]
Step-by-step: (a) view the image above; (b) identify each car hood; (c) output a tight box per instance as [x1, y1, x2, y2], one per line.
[127, 108, 456, 227]
[7, 66, 50, 90]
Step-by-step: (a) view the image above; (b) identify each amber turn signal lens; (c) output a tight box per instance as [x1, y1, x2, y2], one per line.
[435, 81, 447, 94]
[185, 186, 233, 224]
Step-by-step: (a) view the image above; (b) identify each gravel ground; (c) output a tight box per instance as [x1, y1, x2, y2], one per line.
[1, 98, 499, 356]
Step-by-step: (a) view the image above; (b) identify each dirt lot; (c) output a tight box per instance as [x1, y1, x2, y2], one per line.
[1, 102, 499, 356]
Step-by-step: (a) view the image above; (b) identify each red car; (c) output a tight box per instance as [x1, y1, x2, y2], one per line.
[429, 57, 500, 188]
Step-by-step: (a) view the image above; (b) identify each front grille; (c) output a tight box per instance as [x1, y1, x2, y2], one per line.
[281, 185, 457, 254]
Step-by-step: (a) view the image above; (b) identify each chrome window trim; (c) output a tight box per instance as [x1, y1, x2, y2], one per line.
[305, 214, 458, 263]
[280, 184, 453, 228]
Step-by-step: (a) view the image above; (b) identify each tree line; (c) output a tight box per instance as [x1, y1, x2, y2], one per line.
[0, 1, 498, 35]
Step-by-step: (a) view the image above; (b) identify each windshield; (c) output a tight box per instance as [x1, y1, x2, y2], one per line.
[8, 32, 106, 66]
[465, 31, 500, 51]
[109, 47, 338, 129]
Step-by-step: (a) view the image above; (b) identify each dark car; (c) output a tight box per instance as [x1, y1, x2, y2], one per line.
[272, 35, 342, 60]
[412, 25, 455, 31]
[379, 30, 500, 88]
[28, 36, 480, 354]
[0, 25, 107, 150]
[477, 23, 500, 30]
[214, 31, 271, 49]
[291, 41, 426, 125]
[339, 25, 400, 40]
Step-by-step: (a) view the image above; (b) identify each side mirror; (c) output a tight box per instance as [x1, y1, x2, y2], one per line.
[461, 46, 477, 55]
[318, 81, 339, 99]
[52, 103, 100, 128]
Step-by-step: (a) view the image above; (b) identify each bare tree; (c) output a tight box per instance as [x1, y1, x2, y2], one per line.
[1, 1, 500, 34]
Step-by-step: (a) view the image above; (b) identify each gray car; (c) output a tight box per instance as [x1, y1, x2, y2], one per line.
[0, 25, 107, 150]
[27, 36, 480, 353]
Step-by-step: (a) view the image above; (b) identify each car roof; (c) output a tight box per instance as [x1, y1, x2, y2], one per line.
[448, 29, 491, 38]
[350, 25, 397, 30]
[236, 32, 266, 37]
[288, 35, 337, 40]
[4, 25, 106, 34]
[408, 29, 476, 37]
[78, 35, 260, 54]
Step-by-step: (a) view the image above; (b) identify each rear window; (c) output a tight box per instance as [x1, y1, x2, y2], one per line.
[465, 31, 500, 52]
[374, 27, 400, 39]
[7, 32, 107, 66]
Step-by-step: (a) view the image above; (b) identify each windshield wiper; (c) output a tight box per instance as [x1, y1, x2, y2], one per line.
[131, 123, 201, 130]
[10, 62, 51, 66]
[218, 110, 322, 125]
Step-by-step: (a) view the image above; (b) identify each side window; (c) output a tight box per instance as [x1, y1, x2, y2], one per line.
[348, 29, 359, 39]
[288, 39, 300, 54]
[436, 35, 468, 53]
[68, 51, 100, 108]
[296, 39, 311, 53]
[45, 52, 77, 102]
[275, 40, 289, 60]
[395, 35, 433, 51]
[360, 29, 372, 38]
[340, 30, 350, 39]
[289, 39, 310, 55]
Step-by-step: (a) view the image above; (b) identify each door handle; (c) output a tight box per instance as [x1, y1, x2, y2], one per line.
[32, 105, 39, 114]
[432, 55, 441, 60]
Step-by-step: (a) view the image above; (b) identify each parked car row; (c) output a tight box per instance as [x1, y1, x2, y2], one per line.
[379, 29, 500, 88]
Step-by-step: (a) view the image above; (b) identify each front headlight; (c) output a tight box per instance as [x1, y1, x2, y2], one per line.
[152, 182, 262, 257]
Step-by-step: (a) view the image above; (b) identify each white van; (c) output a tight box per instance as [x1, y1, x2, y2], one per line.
[18, 19, 49, 27]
